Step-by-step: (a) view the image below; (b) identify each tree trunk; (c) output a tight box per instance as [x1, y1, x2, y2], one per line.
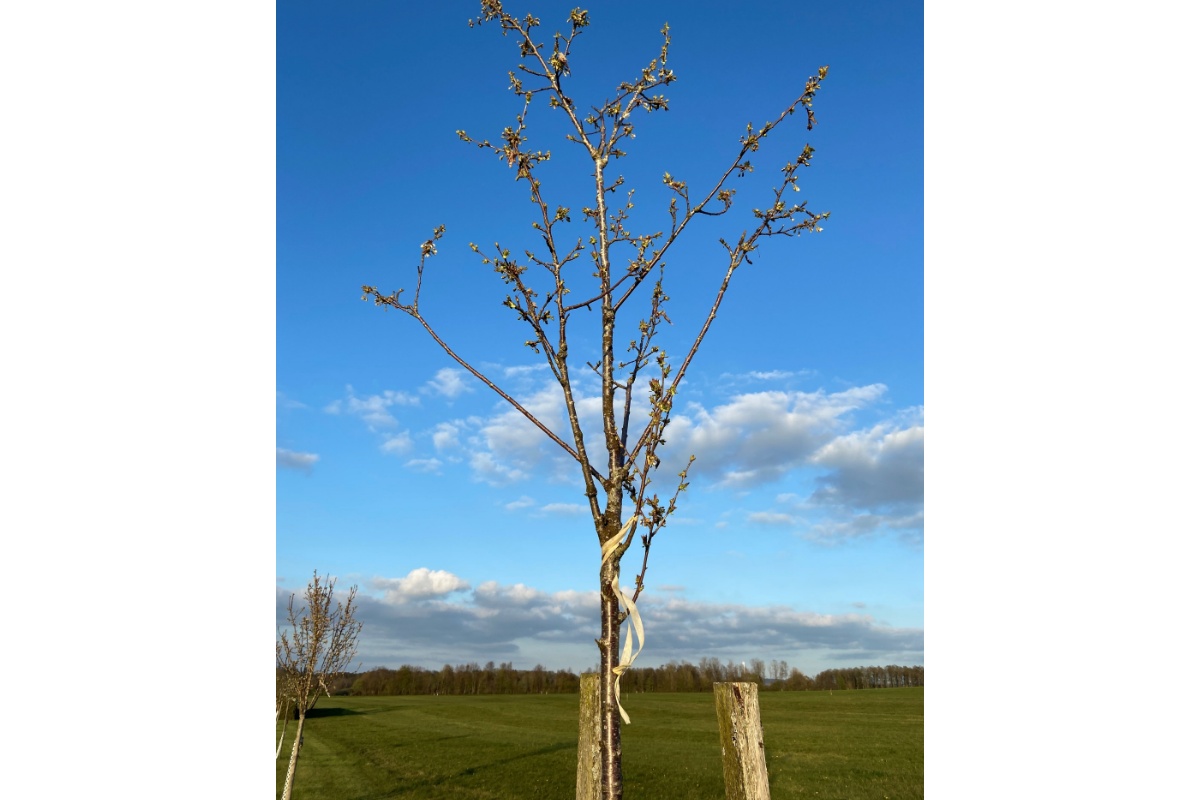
[276, 700, 291, 760]
[280, 712, 306, 800]
[598, 560, 623, 800]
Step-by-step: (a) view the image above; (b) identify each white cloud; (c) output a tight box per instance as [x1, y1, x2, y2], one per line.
[505, 496, 536, 511]
[475, 581, 542, 607]
[325, 385, 419, 430]
[277, 448, 318, 471]
[809, 418, 924, 511]
[735, 415, 924, 543]
[470, 451, 528, 485]
[661, 385, 888, 487]
[802, 510, 925, 544]
[381, 431, 414, 455]
[747, 511, 795, 526]
[371, 568, 470, 603]
[384, 377, 919, 542]
[432, 421, 464, 452]
[405, 457, 442, 473]
[717, 369, 813, 384]
[501, 363, 550, 379]
[461, 382, 567, 484]
[802, 513, 891, 541]
[424, 367, 473, 399]
[478, 384, 564, 450]
[539, 502, 589, 516]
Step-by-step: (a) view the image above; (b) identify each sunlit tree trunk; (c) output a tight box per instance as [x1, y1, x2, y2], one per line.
[598, 559, 623, 800]
[275, 699, 292, 760]
[280, 712, 306, 800]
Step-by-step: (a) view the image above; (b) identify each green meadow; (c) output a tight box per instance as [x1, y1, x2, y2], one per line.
[276, 687, 922, 799]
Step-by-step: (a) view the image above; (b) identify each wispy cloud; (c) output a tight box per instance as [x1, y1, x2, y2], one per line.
[423, 368, 473, 400]
[803, 510, 925, 544]
[324, 385, 419, 430]
[501, 364, 550, 379]
[747, 511, 796, 526]
[277, 391, 307, 410]
[539, 502, 589, 516]
[470, 451, 528, 485]
[719, 369, 811, 383]
[505, 496, 536, 511]
[426, 381, 568, 485]
[381, 431, 414, 455]
[277, 448, 318, 472]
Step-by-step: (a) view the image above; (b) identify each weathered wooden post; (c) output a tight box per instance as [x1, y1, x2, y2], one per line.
[576, 672, 601, 800]
[713, 681, 771, 800]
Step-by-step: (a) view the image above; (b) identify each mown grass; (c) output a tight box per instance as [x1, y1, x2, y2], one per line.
[275, 687, 922, 799]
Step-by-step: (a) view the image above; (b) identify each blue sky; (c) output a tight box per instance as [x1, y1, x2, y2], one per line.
[277, 0, 923, 675]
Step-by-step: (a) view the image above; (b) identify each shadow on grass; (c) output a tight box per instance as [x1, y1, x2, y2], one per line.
[452, 739, 575, 778]
[306, 706, 364, 719]
[345, 739, 576, 800]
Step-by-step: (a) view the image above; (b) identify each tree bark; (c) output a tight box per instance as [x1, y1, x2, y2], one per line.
[598, 560, 623, 800]
[280, 713, 306, 800]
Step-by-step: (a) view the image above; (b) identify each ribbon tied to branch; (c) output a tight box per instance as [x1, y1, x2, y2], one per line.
[601, 516, 645, 724]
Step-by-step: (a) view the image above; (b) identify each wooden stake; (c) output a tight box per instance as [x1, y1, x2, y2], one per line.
[576, 672, 601, 800]
[713, 682, 771, 800]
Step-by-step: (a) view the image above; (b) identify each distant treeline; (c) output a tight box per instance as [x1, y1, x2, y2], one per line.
[332, 659, 922, 697]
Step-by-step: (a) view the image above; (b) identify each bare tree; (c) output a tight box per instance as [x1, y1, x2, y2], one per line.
[277, 571, 363, 800]
[362, 4, 829, 798]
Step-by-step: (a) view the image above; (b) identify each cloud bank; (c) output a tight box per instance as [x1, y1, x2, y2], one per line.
[277, 570, 923, 672]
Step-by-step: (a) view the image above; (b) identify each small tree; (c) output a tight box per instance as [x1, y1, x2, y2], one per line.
[275, 647, 293, 759]
[362, 4, 829, 797]
[277, 571, 363, 800]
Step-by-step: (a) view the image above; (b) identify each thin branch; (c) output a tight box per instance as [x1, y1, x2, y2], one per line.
[364, 287, 609, 489]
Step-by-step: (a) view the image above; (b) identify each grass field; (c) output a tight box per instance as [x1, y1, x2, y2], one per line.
[275, 687, 922, 799]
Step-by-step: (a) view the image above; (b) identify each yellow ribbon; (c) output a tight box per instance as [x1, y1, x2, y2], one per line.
[601, 516, 645, 724]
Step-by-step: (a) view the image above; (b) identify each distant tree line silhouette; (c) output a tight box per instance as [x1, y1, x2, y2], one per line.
[347, 662, 581, 696]
[322, 659, 922, 697]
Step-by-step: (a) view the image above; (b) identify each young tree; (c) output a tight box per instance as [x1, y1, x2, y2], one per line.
[275, 648, 293, 759]
[277, 571, 363, 800]
[362, 4, 829, 797]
